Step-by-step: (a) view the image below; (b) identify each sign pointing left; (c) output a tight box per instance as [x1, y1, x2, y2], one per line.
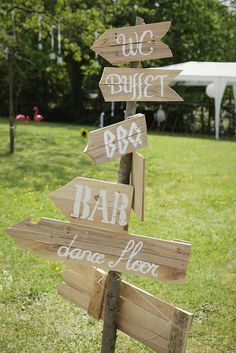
[99, 68, 182, 102]
[49, 177, 134, 233]
[91, 21, 172, 65]
[6, 217, 191, 283]
[84, 113, 147, 164]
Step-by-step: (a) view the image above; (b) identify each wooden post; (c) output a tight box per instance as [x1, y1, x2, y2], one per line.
[8, 50, 15, 154]
[101, 16, 144, 353]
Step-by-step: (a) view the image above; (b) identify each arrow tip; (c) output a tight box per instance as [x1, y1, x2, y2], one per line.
[6, 216, 32, 231]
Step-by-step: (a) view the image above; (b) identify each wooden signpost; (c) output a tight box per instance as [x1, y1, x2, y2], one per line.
[84, 113, 147, 164]
[49, 176, 134, 233]
[91, 21, 172, 65]
[131, 151, 145, 221]
[6, 17, 193, 353]
[6, 217, 191, 284]
[58, 264, 193, 353]
[99, 68, 183, 102]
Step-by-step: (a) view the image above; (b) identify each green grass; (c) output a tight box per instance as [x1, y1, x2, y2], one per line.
[0, 117, 235, 353]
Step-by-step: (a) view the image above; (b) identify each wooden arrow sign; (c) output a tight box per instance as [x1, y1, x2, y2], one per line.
[58, 264, 193, 353]
[6, 217, 191, 284]
[84, 113, 148, 164]
[99, 68, 183, 102]
[49, 177, 134, 233]
[91, 21, 172, 65]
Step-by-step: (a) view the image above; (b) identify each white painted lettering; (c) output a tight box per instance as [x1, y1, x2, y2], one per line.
[116, 30, 154, 57]
[106, 73, 167, 100]
[71, 185, 91, 219]
[106, 74, 122, 95]
[104, 130, 116, 158]
[110, 191, 120, 225]
[88, 189, 109, 224]
[139, 30, 154, 55]
[58, 237, 159, 278]
[57, 234, 106, 266]
[108, 240, 135, 268]
[107, 239, 159, 276]
[118, 192, 129, 226]
[144, 75, 155, 98]
[117, 125, 128, 155]
[126, 241, 143, 270]
[156, 75, 168, 97]
[127, 122, 142, 147]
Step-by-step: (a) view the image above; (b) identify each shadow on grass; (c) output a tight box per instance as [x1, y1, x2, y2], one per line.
[0, 150, 12, 158]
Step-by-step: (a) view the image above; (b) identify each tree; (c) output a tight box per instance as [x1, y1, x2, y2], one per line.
[0, 0, 235, 133]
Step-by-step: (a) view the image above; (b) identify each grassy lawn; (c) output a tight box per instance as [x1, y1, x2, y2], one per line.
[0, 117, 235, 353]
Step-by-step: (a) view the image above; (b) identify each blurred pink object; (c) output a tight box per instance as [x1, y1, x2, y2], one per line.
[16, 114, 30, 123]
[33, 106, 44, 122]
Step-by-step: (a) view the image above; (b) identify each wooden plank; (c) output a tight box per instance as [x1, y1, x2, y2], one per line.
[91, 21, 172, 64]
[49, 176, 134, 233]
[6, 217, 191, 284]
[62, 268, 107, 320]
[168, 309, 193, 353]
[118, 297, 171, 340]
[116, 313, 168, 353]
[85, 131, 147, 164]
[120, 281, 175, 322]
[62, 269, 94, 294]
[57, 282, 90, 312]
[68, 262, 97, 282]
[131, 152, 145, 221]
[11, 217, 191, 262]
[99, 68, 183, 102]
[62, 268, 170, 340]
[57, 266, 193, 353]
[84, 113, 148, 165]
[88, 269, 108, 320]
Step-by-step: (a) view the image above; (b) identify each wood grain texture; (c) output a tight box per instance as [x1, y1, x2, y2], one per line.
[61, 268, 108, 320]
[99, 68, 183, 102]
[57, 282, 90, 312]
[91, 21, 172, 64]
[6, 217, 191, 283]
[168, 309, 194, 353]
[130, 152, 145, 221]
[88, 269, 108, 320]
[84, 113, 148, 165]
[57, 265, 193, 353]
[49, 176, 134, 233]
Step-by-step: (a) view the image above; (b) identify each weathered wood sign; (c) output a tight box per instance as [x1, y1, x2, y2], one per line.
[58, 264, 193, 353]
[6, 217, 191, 284]
[91, 21, 172, 65]
[99, 68, 183, 102]
[4, 15, 193, 353]
[59, 264, 108, 320]
[84, 113, 147, 164]
[131, 152, 145, 221]
[49, 177, 134, 233]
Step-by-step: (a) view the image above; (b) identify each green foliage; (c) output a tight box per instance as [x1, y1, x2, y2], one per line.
[0, 118, 235, 352]
[0, 1, 235, 124]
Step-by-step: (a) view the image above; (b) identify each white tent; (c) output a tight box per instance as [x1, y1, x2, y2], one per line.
[161, 61, 236, 139]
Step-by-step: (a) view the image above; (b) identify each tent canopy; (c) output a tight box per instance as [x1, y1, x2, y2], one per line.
[161, 61, 236, 139]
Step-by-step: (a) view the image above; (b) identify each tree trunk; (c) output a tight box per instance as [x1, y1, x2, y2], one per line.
[8, 52, 15, 154]
[69, 59, 85, 122]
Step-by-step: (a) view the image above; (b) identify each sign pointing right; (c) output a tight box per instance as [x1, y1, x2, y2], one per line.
[91, 21, 172, 65]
